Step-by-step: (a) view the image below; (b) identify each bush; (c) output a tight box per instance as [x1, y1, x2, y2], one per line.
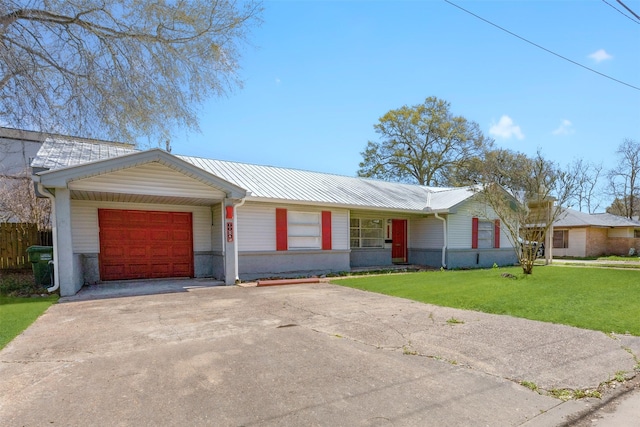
[0, 271, 49, 296]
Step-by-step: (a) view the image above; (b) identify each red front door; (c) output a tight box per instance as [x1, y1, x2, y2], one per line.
[392, 219, 408, 264]
[98, 209, 194, 281]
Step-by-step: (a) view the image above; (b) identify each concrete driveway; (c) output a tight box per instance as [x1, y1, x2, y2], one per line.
[1, 282, 639, 426]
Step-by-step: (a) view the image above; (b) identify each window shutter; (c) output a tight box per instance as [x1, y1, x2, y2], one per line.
[472, 217, 479, 249]
[322, 211, 332, 250]
[276, 208, 288, 251]
[494, 219, 500, 249]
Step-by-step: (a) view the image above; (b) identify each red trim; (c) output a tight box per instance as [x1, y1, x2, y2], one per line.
[322, 211, 332, 250]
[257, 278, 321, 287]
[275, 208, 288, 251]
[225, 206, 234, 219]
[471, 217, 479, 249]
[494, 219, 501, 249]
[391, 219, 408, 263]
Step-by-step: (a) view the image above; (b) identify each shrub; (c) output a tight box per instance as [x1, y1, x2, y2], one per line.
[0, 271, 49, 296]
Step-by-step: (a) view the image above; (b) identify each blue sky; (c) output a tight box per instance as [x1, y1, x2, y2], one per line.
[172, 0, 640, 184]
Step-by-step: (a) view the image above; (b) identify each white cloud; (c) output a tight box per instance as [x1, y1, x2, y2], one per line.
[489, 115, 524, 140]
[552, 119, 575, 135]
[275, 77, 281, 85]
[588, 49, 613, 63]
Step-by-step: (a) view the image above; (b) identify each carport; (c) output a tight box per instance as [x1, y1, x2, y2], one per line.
[33, 148, 247, 296]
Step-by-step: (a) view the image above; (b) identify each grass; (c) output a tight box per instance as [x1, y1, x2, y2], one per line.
[333, 266, 640, 336]
[597, 255, 640, 262]
[0, 270, 58, 350]
[0, 295, 58, 349]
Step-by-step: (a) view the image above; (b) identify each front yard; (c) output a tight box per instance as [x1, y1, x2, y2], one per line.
[0, 271, 58, 350]
[333, 266, 640, 336]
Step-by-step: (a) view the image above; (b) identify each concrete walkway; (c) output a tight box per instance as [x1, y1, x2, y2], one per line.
[1, 282, 639, 426]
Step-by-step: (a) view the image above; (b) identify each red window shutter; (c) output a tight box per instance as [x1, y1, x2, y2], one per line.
[471, 217, 479, 249]
[494, 219, 500, 249]
[322, 211, 332, 250]
[276, 208, 288, 251]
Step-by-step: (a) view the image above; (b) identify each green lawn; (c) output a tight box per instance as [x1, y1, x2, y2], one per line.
[0, 296, 58, 350]
[333, 266, 640, 336]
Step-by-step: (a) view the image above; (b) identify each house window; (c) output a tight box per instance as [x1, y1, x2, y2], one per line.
[477, 220, 495, 249]
[635, 230, 640, 238]
[288, 212, 321, 249]
[350, 218, 384, 248]
[553, 230, 569, 248]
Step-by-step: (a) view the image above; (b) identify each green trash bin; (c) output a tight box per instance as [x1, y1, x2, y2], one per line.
[26, 246, 54, 286]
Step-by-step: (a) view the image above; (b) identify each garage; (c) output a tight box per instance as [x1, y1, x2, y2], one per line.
[98, 209, 194, 281]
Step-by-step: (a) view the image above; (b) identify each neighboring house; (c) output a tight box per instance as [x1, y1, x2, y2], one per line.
[552, 208, 640, 258]
[31, 137, 517, 296]
[0, 127, 45, 177]
[0, 128, 47, 222]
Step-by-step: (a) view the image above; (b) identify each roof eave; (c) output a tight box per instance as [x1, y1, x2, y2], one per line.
[34, 148, 247, 199]
[244, 195, 450, 214]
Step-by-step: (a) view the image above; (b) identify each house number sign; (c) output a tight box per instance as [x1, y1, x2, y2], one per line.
[226, 221, 234, 242]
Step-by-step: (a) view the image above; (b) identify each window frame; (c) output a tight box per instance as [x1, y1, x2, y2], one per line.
[350, 218, 384, 249]
[288, 211, 321, 250]
[477, 220, 495, 249]
[553, 229, 569, 249]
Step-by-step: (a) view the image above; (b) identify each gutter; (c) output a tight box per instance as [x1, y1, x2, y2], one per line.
[36, 183, 60, 293]
[434, 212, 447, 268]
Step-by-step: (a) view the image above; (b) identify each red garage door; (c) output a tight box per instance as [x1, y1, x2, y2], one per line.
[98, 209, 194, 281]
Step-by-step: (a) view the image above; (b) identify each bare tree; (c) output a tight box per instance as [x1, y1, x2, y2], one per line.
[476, 151, 576, 274]
[0, 0, 262, 143]
[0, 172, 50, 229]
[607, 138, 640, 219]
[567, 158, 603, 213]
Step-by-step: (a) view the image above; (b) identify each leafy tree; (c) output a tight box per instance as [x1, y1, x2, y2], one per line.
[357, 96, 493, 186]
[0, 0, 262, 143]
[606, 139, 640, 219]
[476, 151, 576, 274]
[455, 148, 532, 189]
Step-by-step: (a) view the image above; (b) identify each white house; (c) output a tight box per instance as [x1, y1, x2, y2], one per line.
[31, 137, 517, 296]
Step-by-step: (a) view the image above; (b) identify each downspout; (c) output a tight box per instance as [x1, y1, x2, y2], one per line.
[434, 212, 447, 268]
[233, 197, 247, 283]
[36, 183, 59, 293]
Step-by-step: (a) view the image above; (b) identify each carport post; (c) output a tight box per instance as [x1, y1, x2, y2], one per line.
[52, 188, 81, 296]
[223, 198, 244, 285]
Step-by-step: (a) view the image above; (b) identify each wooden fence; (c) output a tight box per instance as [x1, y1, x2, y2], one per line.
[0, 223, 52, 270]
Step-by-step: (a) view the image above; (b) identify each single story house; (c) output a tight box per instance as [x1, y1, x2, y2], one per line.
[551, 208, 640, 258]
[31, 137, 517, 296]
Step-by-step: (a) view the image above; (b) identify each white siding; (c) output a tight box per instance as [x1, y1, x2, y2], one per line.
[332, 210, 349, 250]
[608, 228, 633, 238]
[237, 202, 349, 252]
[68, 162, 226, 199]
[447, 200, 514, 249]
[448, 203, 475, 249]
[237, 203, 276, 251]
[70, 200, 212, 253]
[410, 216, 444, 249]
[211, 203, 223, 252]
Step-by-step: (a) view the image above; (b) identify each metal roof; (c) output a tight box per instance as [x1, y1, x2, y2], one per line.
[32, 139, 476, 213]
[31, 137, 137, 170]
[555, 208, 640, 228]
